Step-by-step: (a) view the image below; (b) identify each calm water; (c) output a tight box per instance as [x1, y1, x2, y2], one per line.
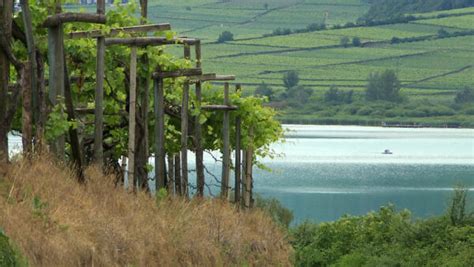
[253, 125, 474, 224]
[8, 125, 474, 224]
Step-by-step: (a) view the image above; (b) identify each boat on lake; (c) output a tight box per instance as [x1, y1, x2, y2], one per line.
[382, 149, 393, 155]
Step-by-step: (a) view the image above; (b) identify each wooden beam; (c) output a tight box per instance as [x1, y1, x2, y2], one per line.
[220, 82, 230, 200]
[68, 23, 171, 39]
[152, 68, 202, 79]
[42, 13, 106, 27]
[187, 74, 236, 84]
[127, 46, 137, 191]
[154, 78, 166, 191]
[105, 37, 199, 47]
[201, 105, 237, 111]
[195, 40, 201, 68]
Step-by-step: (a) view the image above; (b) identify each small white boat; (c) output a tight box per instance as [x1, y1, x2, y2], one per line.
[382, 149, 393, 155]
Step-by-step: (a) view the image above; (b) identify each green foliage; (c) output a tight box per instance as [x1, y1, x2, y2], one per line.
[366, 69, 401, 102]
[291, 189, 474, 267]
[324, 86, 353, 104]
[254, 194, 293, 228]
[282, 70, 299, 91]
[217, 31, 234, 43]
[254, 82, 274, 100]
[455, 87, 474, 104]
[352, 37, 362, 47]
[0, 230, 25, 267]
[340, 36, 350, 47]
[155, 188, 169, 206]
[45, 103, 77, 141]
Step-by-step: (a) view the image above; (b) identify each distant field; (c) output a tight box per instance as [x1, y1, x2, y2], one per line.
[71, 0, 474, 125]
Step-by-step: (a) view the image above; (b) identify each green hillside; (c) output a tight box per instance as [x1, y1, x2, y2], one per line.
[142, 1, 474, 126]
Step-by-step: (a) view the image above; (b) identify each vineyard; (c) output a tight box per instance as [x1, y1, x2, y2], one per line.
[127, 0, 474, 125]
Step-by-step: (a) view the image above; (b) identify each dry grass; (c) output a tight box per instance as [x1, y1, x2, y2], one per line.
[0, 155, 292, 266]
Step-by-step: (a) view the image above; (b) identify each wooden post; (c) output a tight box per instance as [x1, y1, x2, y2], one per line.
[167, 153, 175, 195]
[220, 82, 230, 199]
[181, 45, 191, 197]
[154, 77, 166, 191]
[195, 81, 205, 198]
[93, 0, 106, 165]
[174, 153, 181, 196]
[20, 0, 38, 143]
[194, 41, 205, 197]
[63, 53, 85, 182]
[234, 84, 242, 204]
[47, 24, 65, 158]
[21, 62, 32, 155]
[128, 46, 137, 191]
[243, 126, 254, 208]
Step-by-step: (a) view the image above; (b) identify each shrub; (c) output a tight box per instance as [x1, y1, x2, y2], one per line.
[217, 31, 234, 43]
[254, 82, 274, 100]
[366, 70, 401, 102]
[455, 87, 474, 104]
[340, 36, 350, 47]
[254, 195, 294, 228]
[352, 37, 362, 47]
[0, 230, 23, 267]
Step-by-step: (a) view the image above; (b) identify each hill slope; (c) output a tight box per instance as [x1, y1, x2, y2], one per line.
[0, 157, 291, 266]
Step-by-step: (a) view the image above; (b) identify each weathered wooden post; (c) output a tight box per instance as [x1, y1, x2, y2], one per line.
[46, 4, 65, 158]
[243, 126, 254, 208]
[194, 41, 205, 198]
[128, 46, 138, 190]
[21, 63, 32, 155]
[93, 0, 106, 165]
[154, 75, 166, 191]
[181, 44, 191, 197]
[220, 82, 231, 199]
[234, 84, 242, 204]
[174, 153, 182, 196]
[167, 153, 175, 195]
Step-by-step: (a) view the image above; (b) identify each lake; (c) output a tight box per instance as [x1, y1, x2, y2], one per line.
[8, 125, 474, 224]
[252, 125, 474, 224]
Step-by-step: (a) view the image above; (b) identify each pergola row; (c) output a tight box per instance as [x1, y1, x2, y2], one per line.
[42, 4, 253, 205]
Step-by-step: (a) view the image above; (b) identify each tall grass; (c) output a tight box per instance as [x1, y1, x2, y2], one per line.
[0, 155, 292, 266]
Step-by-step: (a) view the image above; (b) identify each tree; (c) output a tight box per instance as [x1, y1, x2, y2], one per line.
[254, 82, 274, 100]
[340, 36, 350, 47]
[366, 70, 401, 102]
[352, 37, 362, 47]
[287, 85, 313, 106]
[324, 86, 353, 104]
[454, 87, 474, 104]
[217, 31, 234, 43]
[283, 70, 299, 91]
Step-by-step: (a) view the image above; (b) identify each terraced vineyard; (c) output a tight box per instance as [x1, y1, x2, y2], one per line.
[83, 0, 474, 125]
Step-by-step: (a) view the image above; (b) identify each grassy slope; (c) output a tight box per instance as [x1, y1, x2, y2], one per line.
[0, 158, 291, 266]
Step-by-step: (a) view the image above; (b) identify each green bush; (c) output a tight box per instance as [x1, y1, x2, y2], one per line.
[254, 195, 294, 228]
[0, 230, 23, 267]
[291, 188, 474, 267]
